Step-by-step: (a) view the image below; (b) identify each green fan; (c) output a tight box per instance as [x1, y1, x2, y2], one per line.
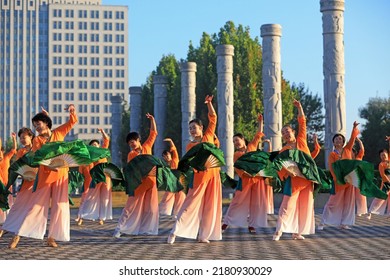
[9, 157, 38, 182]
[273, 149, 321, 184]
[90, 162, 124, 188]
[234, 150, 278, 178]
[32, 140, 102, 168]
[178, 142, 225, 172]
[123, 155, 183, 196]
[0, 181, 11, 211]
[86, 145, 111, 162]
[332, 159, 388, 200]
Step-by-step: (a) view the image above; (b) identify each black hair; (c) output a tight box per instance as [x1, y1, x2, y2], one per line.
[18, 127, 34, 138]
[89, 139, 100, 146]
[126, 132, 140, 143]
[32, 112, 52, 129]
[233, 133, 249, 146]
[332, 133, 346, 144]
[189, 118, 203, 127]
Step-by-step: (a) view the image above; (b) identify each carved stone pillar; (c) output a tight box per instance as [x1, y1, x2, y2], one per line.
[321, 0, 346, 165]
[216, 44, 235, 178]
[110, 94, 123, 167]
[180, 62, 197, 156]
[153, 75, 168, 158]
[260, 24, 283, 152]
[129, 86, 142, 133]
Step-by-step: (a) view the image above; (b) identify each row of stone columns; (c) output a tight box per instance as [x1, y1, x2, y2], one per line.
[119, 0, 345, 172]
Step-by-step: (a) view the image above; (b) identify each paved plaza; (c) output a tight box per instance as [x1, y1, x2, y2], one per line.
[1, 206, 389, 260]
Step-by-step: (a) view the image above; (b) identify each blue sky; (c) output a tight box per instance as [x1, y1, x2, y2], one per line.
[107, 0, 390, 134]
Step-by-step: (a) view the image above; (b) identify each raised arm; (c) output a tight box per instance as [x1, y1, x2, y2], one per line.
[205, 95, 216, 116]
[11, 132, 17, 150]
[311, 134, 321, 159]
[146, 113, 157, 132]
[98, 128, 110, 148]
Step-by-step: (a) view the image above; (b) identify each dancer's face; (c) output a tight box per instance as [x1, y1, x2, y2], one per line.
[233, 136, 245, 150]
[333, 135, 345, 148]
[33, 120, 49, 135]
[19, 132, 33, 147]
[380, 151, 388, 162]
[189, 123, 202, 138]
[281, 126, 295, 143]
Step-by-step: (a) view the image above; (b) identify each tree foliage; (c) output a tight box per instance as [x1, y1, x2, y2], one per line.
[359, 96, 390, 167]
[128, 21, 323, 159]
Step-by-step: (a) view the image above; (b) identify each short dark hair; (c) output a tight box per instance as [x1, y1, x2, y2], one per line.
[32, 113, 52, 129]
[332, 133, 345, 144]
[189, 118, 203, 127]
[18, 127, 34, 138]
[126, 132, 140, 143]
[89, 139, 100, 146]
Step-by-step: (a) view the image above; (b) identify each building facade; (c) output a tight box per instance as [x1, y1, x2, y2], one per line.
[0, 0, 128, 143]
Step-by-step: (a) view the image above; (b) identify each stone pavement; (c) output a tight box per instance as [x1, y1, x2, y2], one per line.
[1, 206, 390, 260]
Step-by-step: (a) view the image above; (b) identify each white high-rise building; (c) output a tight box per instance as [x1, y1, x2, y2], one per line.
[0, 0, 128, 143]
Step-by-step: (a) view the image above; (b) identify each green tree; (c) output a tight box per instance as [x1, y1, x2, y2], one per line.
[359, 96, 390, 166]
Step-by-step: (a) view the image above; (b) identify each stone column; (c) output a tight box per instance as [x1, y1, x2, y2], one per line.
[110, 94, 123, 167]
[320, 0, 346, 165]
[216, 45, 235, 178]
[260, 24, 283, 152]
[180, 62, 197, 156]
[153, 75, 168, 159]
[129, 86, 142, 133]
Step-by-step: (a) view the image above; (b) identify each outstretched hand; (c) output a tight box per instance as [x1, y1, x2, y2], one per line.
[353, 121, 360, 128]
[41, 106, 49, 116]
[146, 113, 154, 119]
[65, 104, 75, 113]
[204, 95, 213, 104]
[257, 114, 263, 122]
[293, 99, 301, 108]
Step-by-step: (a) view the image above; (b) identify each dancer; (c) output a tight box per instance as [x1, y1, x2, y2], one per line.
[272, 100, 318, 241]
[222, 114, 271, 233]
[76, 128, 111, 226]
[366, 148, 390, 219]
[0, 133, 17, 234]
[353, 138, 367, 216]
[158, 138, 186, 219]
[318, 121, 360, 230]
[24, 104, 78, 247]
[168, 95, 222, 244]
[113, 113, 159, 237]
[0, 128, 35, 248]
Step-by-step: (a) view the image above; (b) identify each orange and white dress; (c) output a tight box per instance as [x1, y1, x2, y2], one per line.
[320, 126, 359, 227]
[158, 145, 186, 217]
[2, 147, 36, 233]
[79, 137, 112, 221]
[368, 161, 390, 216]
[0, 148, 17, 224]
[275, 116, 315, 236]
[115, 130, 159, 235]
[223, 131, 271, 228]
[16, 111, 78, 241]
[170, 113, 222, 241]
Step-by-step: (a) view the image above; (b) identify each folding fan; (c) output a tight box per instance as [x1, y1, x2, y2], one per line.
[332, 159, 388, 200]
[33, 140, 96, 168]
[0, 181, 11, 211]
[90, 162, 124, 182]
[123, 154, 182, 196]
[234, 150, 277, 178]
[178, 142, 225, 172]
[272, 149, 321, 184]
[9, 156, 38, 181]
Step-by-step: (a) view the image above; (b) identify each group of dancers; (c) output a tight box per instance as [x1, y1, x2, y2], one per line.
[0, 95, 389, 249]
